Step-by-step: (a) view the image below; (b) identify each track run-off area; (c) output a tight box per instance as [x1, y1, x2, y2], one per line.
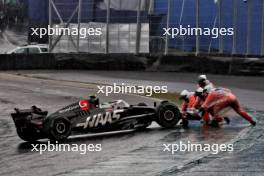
[0, 71, 263, 176]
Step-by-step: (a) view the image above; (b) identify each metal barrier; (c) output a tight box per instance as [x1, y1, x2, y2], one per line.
[47, 0, 264, 56]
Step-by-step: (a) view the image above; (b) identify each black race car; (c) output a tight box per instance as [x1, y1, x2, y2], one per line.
[11, 96, 181, 142]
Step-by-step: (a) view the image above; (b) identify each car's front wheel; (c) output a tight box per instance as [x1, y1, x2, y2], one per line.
[156, 101, 181, 128]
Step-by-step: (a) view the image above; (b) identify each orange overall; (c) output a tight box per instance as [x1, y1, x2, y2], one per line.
[193, 96, 210, 123]
[181, 95, 196, 112]
[201, 89, 255, 124]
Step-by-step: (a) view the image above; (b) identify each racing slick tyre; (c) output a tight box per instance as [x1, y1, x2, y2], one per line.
[48, 117, 72, 141]
[156, 102, 181, 128]
[16, 127, 39, 142]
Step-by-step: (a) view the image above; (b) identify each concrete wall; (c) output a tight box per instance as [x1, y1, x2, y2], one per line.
[0, 54, 56, 70]
[0, 53, 263, 75]
[154, 55, 264, 75]
[0, 54, 146, 70]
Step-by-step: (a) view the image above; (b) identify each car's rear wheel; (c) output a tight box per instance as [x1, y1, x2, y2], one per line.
[48, 117, 71, 141]
[16, 127, 39, 142]
[156, 102, 181, 128]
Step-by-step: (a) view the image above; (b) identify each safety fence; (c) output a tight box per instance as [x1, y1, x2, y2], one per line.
[46, 0, 264, 56]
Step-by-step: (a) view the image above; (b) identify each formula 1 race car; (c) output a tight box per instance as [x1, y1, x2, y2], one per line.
[11, 96, 181, 142]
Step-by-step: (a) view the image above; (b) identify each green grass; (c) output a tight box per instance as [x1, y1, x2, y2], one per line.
[149, 92, 182, 105]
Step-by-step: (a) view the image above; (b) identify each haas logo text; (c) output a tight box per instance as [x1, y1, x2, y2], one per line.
[77, 109, 124, 128]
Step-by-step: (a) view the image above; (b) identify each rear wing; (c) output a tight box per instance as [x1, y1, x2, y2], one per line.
[11, 106, 48, 119]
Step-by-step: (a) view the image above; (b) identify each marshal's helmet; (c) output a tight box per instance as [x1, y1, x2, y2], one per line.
[180, 90, 190, 101]
[198, 74, 208, 88]
[203, 85, 214, 94]
[195, 87, 204, 97]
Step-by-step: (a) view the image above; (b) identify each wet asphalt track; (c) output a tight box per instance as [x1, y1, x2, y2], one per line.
[0, 72, 263, 176]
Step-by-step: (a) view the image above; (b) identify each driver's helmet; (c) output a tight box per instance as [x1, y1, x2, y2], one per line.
[198, 74, 208, 88]
[89, 95, 100, 107]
